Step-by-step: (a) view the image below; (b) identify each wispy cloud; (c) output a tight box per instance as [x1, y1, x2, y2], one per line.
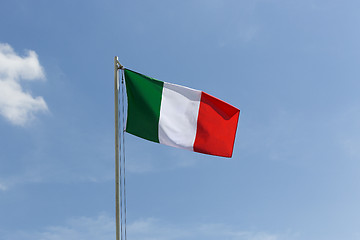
[2, 214, 114, 240]
[128, 218, 298, 240]
[2, 215, 298, 240]
[0, 43, 48, 126]
[0, 171, 43, 192]
[332, 106, 360, 160]
[0, 182, 7, 191]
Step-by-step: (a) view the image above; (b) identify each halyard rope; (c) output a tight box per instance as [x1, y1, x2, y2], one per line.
[121, 69, 127, 240]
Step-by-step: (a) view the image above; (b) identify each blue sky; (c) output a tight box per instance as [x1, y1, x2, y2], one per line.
[1, 0, 360, 239]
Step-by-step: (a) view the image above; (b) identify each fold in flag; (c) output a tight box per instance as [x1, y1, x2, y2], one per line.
[124, 69, 240, 158]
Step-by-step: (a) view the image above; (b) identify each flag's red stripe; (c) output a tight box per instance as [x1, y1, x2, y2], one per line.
[193, 92, 240, 157]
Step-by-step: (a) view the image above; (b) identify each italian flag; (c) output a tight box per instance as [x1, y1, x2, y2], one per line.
[124, 69, 240, 158]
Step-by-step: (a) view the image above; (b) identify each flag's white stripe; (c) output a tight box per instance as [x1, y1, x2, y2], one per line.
[158, 82, 201, 151]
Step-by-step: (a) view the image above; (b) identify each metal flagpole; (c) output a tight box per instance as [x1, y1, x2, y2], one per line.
[115, 56, 126, 240]
[114, 56, 120, 240]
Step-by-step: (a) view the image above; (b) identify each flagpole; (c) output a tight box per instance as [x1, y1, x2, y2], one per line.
[114, 56, 120, 240]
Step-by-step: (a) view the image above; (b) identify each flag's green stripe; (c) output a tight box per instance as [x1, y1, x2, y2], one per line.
[124, 69, 163, 143]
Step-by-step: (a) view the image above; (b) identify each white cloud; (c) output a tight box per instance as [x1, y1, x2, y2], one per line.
[0, 182, 7, 191]
[0, 171, 43, 192]
[128, 219, 297, 240]
[333, 106, 360, 160]
[2, 215, 299, 240]
[0, 43, 48, 126]
[2, 214, 114, 240]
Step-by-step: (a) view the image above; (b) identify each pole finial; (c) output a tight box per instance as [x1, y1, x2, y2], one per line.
[115, 56, 124, 70]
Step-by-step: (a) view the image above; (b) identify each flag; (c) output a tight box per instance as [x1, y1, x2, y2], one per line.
[124, 69, 240, 158]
